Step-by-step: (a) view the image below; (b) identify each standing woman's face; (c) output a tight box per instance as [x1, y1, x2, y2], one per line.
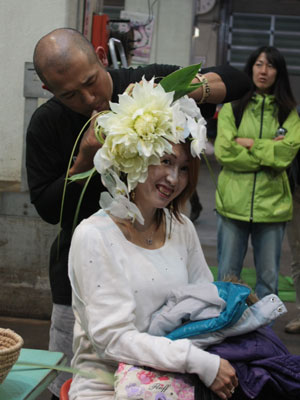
[252, 52, 277, 94]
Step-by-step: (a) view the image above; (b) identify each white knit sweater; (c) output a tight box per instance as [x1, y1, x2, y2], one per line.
[68, 209, 220, 400]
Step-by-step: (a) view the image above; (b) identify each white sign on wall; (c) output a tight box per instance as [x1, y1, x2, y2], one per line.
[120, 10, 155, 64]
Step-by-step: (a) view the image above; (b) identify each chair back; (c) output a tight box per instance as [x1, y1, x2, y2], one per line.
[60, 378, 72, 400]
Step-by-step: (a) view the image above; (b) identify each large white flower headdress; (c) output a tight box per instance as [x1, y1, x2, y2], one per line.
[67, 64, 207, 226]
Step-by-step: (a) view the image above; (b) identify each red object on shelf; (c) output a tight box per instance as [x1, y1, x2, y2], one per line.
[91, 14, 109, 53]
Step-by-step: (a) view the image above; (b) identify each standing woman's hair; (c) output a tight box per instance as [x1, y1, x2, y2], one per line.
[234, 46, 296, 125]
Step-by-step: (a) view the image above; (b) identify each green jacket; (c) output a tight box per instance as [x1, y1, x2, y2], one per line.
[215, 94, 300, 222]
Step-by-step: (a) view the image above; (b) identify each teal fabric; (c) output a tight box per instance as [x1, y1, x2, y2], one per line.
[210, 266, 296, 302]
[166, 281, 250, 340]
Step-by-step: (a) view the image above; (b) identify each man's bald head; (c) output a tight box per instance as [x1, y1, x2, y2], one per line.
[33, 28, 100, 89]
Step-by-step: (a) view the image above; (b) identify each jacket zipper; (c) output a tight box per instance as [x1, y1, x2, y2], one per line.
[249, 96, 265, 221]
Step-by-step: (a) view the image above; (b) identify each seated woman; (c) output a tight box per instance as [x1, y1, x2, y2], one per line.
[68, 76, 238, 400]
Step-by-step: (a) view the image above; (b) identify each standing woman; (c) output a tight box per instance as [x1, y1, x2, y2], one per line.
[215, 46, 300, 299]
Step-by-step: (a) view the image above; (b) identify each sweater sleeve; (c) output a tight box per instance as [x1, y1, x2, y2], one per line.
[69, 220, 220, 387]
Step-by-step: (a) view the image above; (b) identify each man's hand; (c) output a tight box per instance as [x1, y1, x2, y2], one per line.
[69, 111, 102, 177]
[209, 358, 238, 399]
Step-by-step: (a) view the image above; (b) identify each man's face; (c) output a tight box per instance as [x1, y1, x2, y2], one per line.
[45, 51, 113, 116]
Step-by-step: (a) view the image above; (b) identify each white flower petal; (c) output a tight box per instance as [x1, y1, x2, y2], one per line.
[100, 191, 144, 224]
[177, 96, 201, 119]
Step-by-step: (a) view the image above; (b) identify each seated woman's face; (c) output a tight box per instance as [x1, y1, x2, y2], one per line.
[252, 52, 277, 94]
[134, 143, 190, 210]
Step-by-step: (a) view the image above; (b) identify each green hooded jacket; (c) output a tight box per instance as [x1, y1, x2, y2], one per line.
[214, 94, 300, 223]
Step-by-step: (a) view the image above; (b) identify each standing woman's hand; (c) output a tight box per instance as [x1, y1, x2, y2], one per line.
[209, 358, 238, 399]
[274, 135, 285, 141]
[235, 137, 254, 149]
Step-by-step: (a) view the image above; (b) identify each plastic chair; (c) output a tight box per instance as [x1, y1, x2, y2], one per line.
[60, 378, 72, 400]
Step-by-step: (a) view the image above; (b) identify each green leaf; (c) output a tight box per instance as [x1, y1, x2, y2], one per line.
[57, 112, 100, 259]
[160, 63, 202, 101]
[72, 167, 97, 233]
[68, 168, 96, 182]
[16, 361, 115, 385]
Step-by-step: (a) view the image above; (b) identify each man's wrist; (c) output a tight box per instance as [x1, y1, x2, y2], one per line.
[195, 73, 211, 104]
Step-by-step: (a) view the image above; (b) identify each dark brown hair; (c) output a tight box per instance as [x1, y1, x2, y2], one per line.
[234, 46, 296, 126]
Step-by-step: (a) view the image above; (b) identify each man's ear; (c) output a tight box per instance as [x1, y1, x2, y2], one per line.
[96, 46, 108, 68]
[42, 84, 53, 93]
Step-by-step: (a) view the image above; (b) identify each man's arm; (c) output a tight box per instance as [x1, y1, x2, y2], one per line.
[189, 65, 251, 105]
[71, 65, 251, 180]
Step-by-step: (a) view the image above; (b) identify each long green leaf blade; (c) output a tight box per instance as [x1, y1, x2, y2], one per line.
[160, 63, 202, 100]
[68, 168, 96, 182]
[72, 167, 97, 233]
[16, 361, 114, 385]
[57, 112, 100, 259]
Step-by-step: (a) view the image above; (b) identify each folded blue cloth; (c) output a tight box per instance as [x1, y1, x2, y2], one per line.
[166, 282, 250, 340]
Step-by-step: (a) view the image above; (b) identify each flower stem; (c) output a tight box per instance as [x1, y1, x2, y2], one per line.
[57, 112, 102, 259]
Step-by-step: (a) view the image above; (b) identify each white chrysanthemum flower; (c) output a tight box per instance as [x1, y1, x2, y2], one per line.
[95, 77, 179, 190]
[186, 116, 207, 158]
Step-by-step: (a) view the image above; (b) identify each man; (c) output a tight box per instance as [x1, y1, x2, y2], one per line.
[26, 28, 251, 399]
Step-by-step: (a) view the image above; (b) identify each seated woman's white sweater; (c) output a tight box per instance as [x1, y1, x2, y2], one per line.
[68, 209, 219, 400]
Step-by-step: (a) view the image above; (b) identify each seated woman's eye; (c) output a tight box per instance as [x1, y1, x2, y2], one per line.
[161, 159, 171, 165]
[181, 165, 189, 173]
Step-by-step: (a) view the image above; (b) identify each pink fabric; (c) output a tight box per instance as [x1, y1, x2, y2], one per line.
[114, 363, 195, 400]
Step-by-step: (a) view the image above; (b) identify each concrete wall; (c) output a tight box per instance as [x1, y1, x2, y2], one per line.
[0, 0, 79, 318]
[0, 0, 78, 188]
